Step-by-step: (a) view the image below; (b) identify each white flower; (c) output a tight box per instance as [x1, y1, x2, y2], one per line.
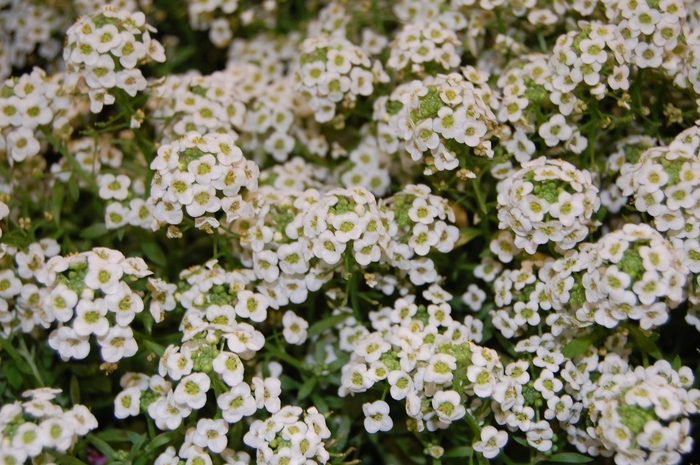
[225, 323, 265, 354]
[473, 426, 508, 459]
[424, 354, 456, 384]
[312, 230, 346, 264]
[432, 390, 466, 423]
[105, 281, 144, 326]
[64, 404, 98, 436]
[73, 298, 110, 337]
[193, 418, 229, 453]
[97, 325, 138, 363]
[149, 391, 191, 430]
[538, 114, 572, 147]
[12, 422, 43, 457]
[84, 261, 123, 293]
[115, 387, 142, 419]
[253, 376, 281, 413]
[513, 301, 540, 326]
[533, 370, 563, 400]
[234, 290, 268, 322]
[212, 351, 245, 387]
[218, 382, 257, 423]
[174, 373, 211, 410]
[277, 242, 309, 274]
[331, 212, 362, 243]
[48, 326, 91, 361]
[282, 310, 308, 345]
[116, 69, 148, 96]
[6, 127, 41, 162]
[363, 400, 393, 433]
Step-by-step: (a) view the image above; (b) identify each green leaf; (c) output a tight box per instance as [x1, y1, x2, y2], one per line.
[96, 429, 131, 443]
[55, 454, 89, 465]
[70, 375, 80, 405]
[149, 433, 174, 451]
[625, 324, 663, 360]
[6, 364, 23, 389]
[672, 354, 682, 371]
[52, 181, 65, 226]
[443, 446, 472, 458]
[308, 313, 351, 337]
[0, 336, 33, 375]
[561, 331, 600, 359]
[547, 452, 594, 463]
[455, 228, 481, 248]
[265, 344, 304, 370]
[141, 339, 165, 357]
[130, 433, 148, 458]
[512, 436, 529, 448]
[297, 376, 317, 401]
[87, 434, 116, 460]
[311, 393, 329, 413]
[141, 241, 166, 267]
[127, 431, 143, 444]
[68, 180, 80, 201]
[79, 223, 108, 239]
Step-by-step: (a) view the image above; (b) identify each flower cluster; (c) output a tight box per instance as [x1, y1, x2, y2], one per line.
[332, 131, 392, 197]
[578, 359, 699, 465]
[338, 292, 496, 431]
[394, 73, 497, 171]
[497, 157, 601, 253]
[292, 36, 381, 124]
[547, 223, 686, 330]
[63, 6, 165, 112]
[42, 247, 152, 362]
[617, 125, 700, 249]
[0, 67, 71, 163]
[223, 184, 459, 295]
[0, 1, 70, 81]
[387, 22, 462, 76]
[149, 131, 259, 229]
[243, 405, 332, 464]
[0, 388, 97, 463]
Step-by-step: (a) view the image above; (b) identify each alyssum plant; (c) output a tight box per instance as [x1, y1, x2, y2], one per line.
[1, 0, 700, 464]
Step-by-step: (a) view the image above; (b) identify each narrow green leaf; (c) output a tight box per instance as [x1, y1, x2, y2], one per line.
[52, 181, 65, 226]
[561, 331, 599, 359]
[547, 452, 594, 463]
[6, 364, 23, 389]
[79, 223, 108, 239]
[141, 339, 165, 357]
[297, 376, 317, 401]
[455, 228, 481, 248]
[625, 325, 663, 360]
[70, 375, 80, 405]
[129, 433, 148, 458]
[126, 431, 143, 444]
[308, 313, 352, 337]
[87, 434, 116, 460]
[148, 433, 174, 451]
[141, 241, 166, 267]
[68, 179, 80, 201]
[55, 454, 89, 465]
[266, 344, 304, 370]
[672, 354, 682, 371]
[96, 429, 131, 443]
[311, 393, 329, 413]
[0, 336, 33, 375]
[443, 446, 472, 458]
[512, 436, 529, 448]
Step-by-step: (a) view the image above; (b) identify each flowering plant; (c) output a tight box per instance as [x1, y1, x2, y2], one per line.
[1, 1, 700, 465]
